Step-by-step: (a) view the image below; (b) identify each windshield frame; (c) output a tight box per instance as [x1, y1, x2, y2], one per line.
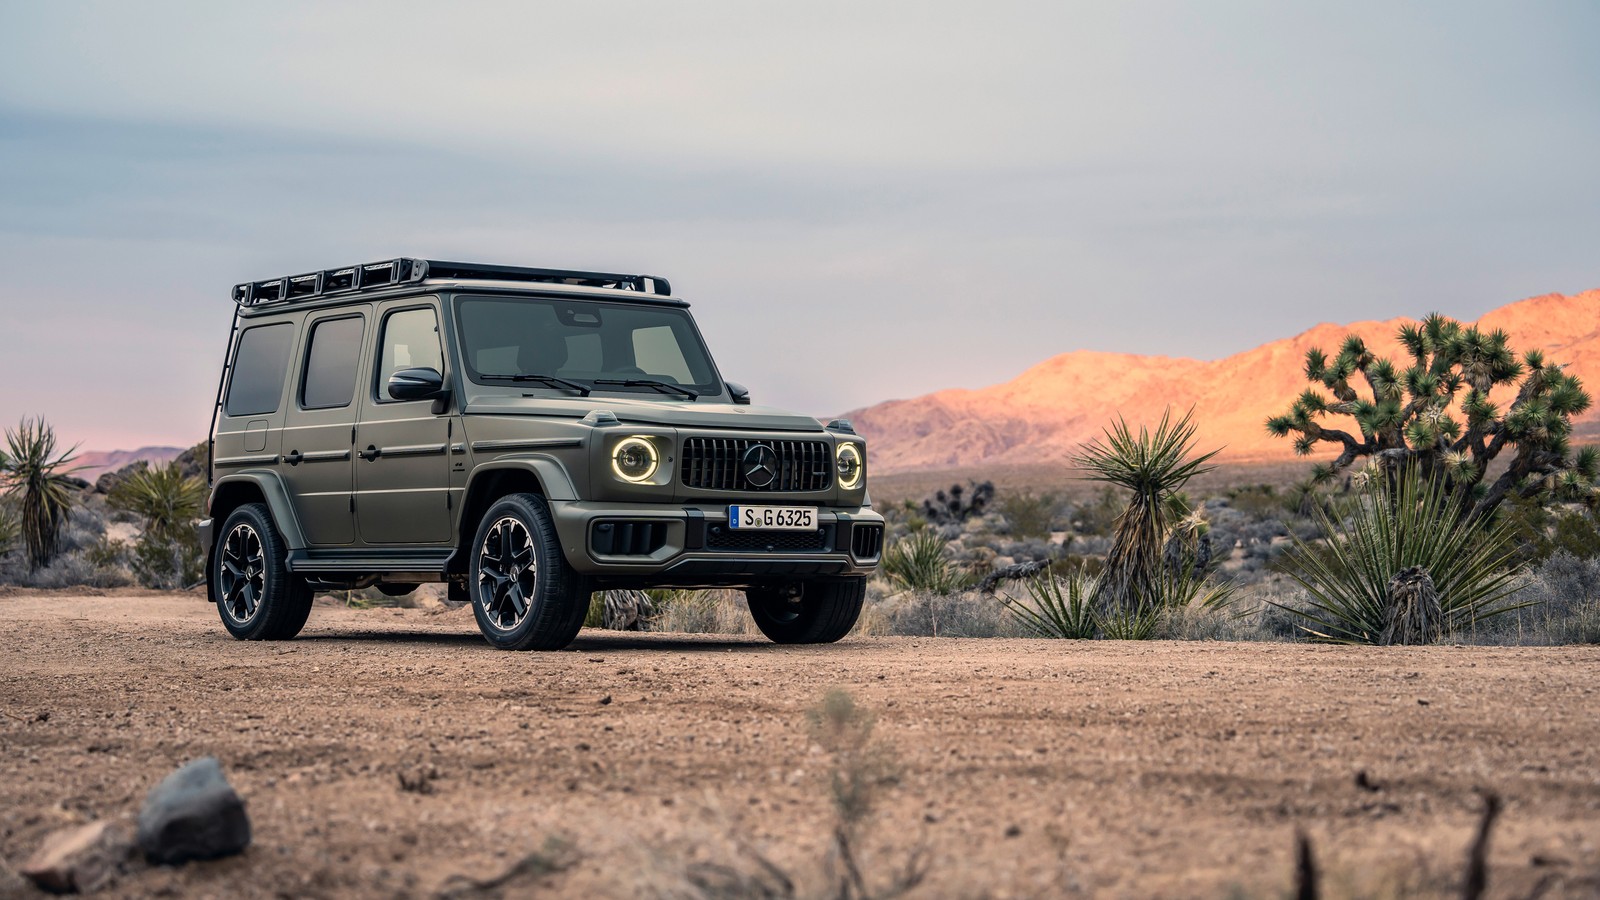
[449, 291, 727, 400]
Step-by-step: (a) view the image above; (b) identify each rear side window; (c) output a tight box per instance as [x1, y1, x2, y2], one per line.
[225, 323, 294, 417]
[300, 316, 364, 410]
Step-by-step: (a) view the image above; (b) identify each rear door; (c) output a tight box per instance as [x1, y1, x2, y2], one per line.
[281, 309, 368, 546]
[354, 299, 454, 545]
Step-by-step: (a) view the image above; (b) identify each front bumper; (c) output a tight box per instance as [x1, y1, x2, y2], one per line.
[548, 500, 884, 588]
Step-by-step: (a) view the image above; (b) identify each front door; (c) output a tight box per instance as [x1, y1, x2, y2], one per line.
[281, 309, 368, 546]
[355, 300, 453, 545]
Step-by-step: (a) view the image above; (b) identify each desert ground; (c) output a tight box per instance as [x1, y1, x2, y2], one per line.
[1, 590, 1597, 899]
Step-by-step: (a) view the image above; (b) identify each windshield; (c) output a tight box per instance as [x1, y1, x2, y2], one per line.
[455, 295, 721, 396]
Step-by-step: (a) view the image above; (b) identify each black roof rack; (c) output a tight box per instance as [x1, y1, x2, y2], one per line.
[232, 258, 673, 307]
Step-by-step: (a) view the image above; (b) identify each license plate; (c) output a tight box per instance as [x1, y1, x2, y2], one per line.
[728, 505, 817, 531]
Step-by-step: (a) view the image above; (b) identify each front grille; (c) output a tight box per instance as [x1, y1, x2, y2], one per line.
[850, 524, 884, 560]
[706, 523, 835, 553]
[591, 520, 669, 556]
[681, 438, 833, 492]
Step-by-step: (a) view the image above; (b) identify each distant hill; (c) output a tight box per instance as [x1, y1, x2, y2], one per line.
[74, 446, 185, 484]
[846, 289, 1600, 474]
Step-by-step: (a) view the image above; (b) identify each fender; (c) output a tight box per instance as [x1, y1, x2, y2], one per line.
[209, 470, 310, 550]
[463, 454, 579, 501]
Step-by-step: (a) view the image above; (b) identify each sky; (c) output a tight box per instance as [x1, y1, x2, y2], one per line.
[2, 1, 1598, 451]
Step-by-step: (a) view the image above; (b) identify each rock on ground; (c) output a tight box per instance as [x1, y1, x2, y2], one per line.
[137, 757, 251, 865]
[20, 820, 132, 893]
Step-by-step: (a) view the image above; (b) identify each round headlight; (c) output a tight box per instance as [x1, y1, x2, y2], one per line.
[835, 443, 864, 489]
[612, 437, 659, 483]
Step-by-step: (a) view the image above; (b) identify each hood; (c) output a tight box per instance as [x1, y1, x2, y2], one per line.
[462, 393, 826, 432]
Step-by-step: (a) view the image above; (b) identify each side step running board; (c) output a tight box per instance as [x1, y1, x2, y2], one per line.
[286, 549, 455, 575]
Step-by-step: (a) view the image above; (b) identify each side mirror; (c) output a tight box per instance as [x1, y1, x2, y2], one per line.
[725, 381, 751, 406]
[387, 366, 446, 401]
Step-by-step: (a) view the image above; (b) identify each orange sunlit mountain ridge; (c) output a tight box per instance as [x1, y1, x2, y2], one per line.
[845, 289, 1600, 475]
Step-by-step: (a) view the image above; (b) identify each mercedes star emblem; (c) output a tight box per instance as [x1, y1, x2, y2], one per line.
[742, 444, 779, 487]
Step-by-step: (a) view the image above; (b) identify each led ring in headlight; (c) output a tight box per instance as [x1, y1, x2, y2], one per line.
[612, 437, 659, 483]
[835, 443, 864, 489]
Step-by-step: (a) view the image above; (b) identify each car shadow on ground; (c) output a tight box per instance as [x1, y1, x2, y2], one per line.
[291, 630, 782, 653]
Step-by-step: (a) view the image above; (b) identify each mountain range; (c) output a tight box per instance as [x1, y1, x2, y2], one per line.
[846, 289, 1600, 475]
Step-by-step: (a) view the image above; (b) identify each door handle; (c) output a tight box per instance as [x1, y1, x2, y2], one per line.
[285, 450, 302, 466]
[359, 445, 381, 461]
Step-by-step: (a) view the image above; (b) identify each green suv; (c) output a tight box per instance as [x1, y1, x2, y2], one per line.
[201, 259, 883, 650]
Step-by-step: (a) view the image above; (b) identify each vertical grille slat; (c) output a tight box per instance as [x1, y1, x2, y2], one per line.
[680, 437, 834, 492]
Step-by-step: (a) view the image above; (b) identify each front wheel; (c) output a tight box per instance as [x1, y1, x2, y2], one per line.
[746, 578, 865, 644]
[468, 493, 591, 650]
[212, 503, 313, 641]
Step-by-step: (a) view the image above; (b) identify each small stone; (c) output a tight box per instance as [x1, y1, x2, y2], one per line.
[20, 820, 132, 893]
[137, 757, 251, 865]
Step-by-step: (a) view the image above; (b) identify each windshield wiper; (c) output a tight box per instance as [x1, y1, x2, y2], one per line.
[591, 378, 700, 399]
[479, 373, 591, 396]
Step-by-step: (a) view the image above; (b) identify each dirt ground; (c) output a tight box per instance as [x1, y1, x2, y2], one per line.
[1, 591, 1597, 899]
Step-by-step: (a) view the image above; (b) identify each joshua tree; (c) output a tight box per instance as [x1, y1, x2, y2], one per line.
[1072, 409, 1219, 613]
[1266, 314, 1595, 521]
[1, 418, 82, 570]
[920, 480, 994, 526]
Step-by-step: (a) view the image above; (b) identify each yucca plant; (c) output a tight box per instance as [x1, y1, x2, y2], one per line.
[1003, 566, 1099, 638]
[1072, 409, 1220, 613]
[1276, 467, 1524, 643]
[1, 418, 82, 569]
[108, 461, 206, 543]
[108, 460, 206, 589]
[881, 528, 974, 595]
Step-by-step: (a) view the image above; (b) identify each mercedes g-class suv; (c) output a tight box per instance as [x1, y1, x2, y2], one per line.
[201, 259, 883, 650]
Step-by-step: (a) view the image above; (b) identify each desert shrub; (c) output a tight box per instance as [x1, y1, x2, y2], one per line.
[1068, 488, 1121, 537]
[20, 553, 131, 589]
[878, 590, 1020, 637]
[1460, 552, 1600, 645]
[645, 590, 754, 634]
[1226, 484, 1295, 519]
[84, 536, 128, 570]
[997, 491, 1058, 539]
[881, 529, 975, 595]
[1278, 468, 1524, 643]
[584, 592, 606, 628]
[1003, 567, 1098, 638]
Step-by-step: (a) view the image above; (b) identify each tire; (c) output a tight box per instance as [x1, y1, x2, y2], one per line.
[212, 503, 314, 641]
[468, 493, 591, 650]
[746, 577, 865, 644]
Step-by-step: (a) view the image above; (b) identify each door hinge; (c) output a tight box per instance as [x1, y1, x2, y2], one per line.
[351, 425, 357, 444]
[349, 496, 355, 512]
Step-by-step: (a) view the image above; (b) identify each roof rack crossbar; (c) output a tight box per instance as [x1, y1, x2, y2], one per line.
[232, 258, 672, 307]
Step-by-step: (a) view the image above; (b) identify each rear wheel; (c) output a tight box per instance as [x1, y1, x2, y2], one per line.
[468, 493, 591, 650]
[212, 503, 313, 641]
[746, 578, 865, 644]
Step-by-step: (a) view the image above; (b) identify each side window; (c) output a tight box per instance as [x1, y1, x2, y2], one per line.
[377, 307, 443, 401]
[300, 316, 364, 410]
[224, 323, 294, 417]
